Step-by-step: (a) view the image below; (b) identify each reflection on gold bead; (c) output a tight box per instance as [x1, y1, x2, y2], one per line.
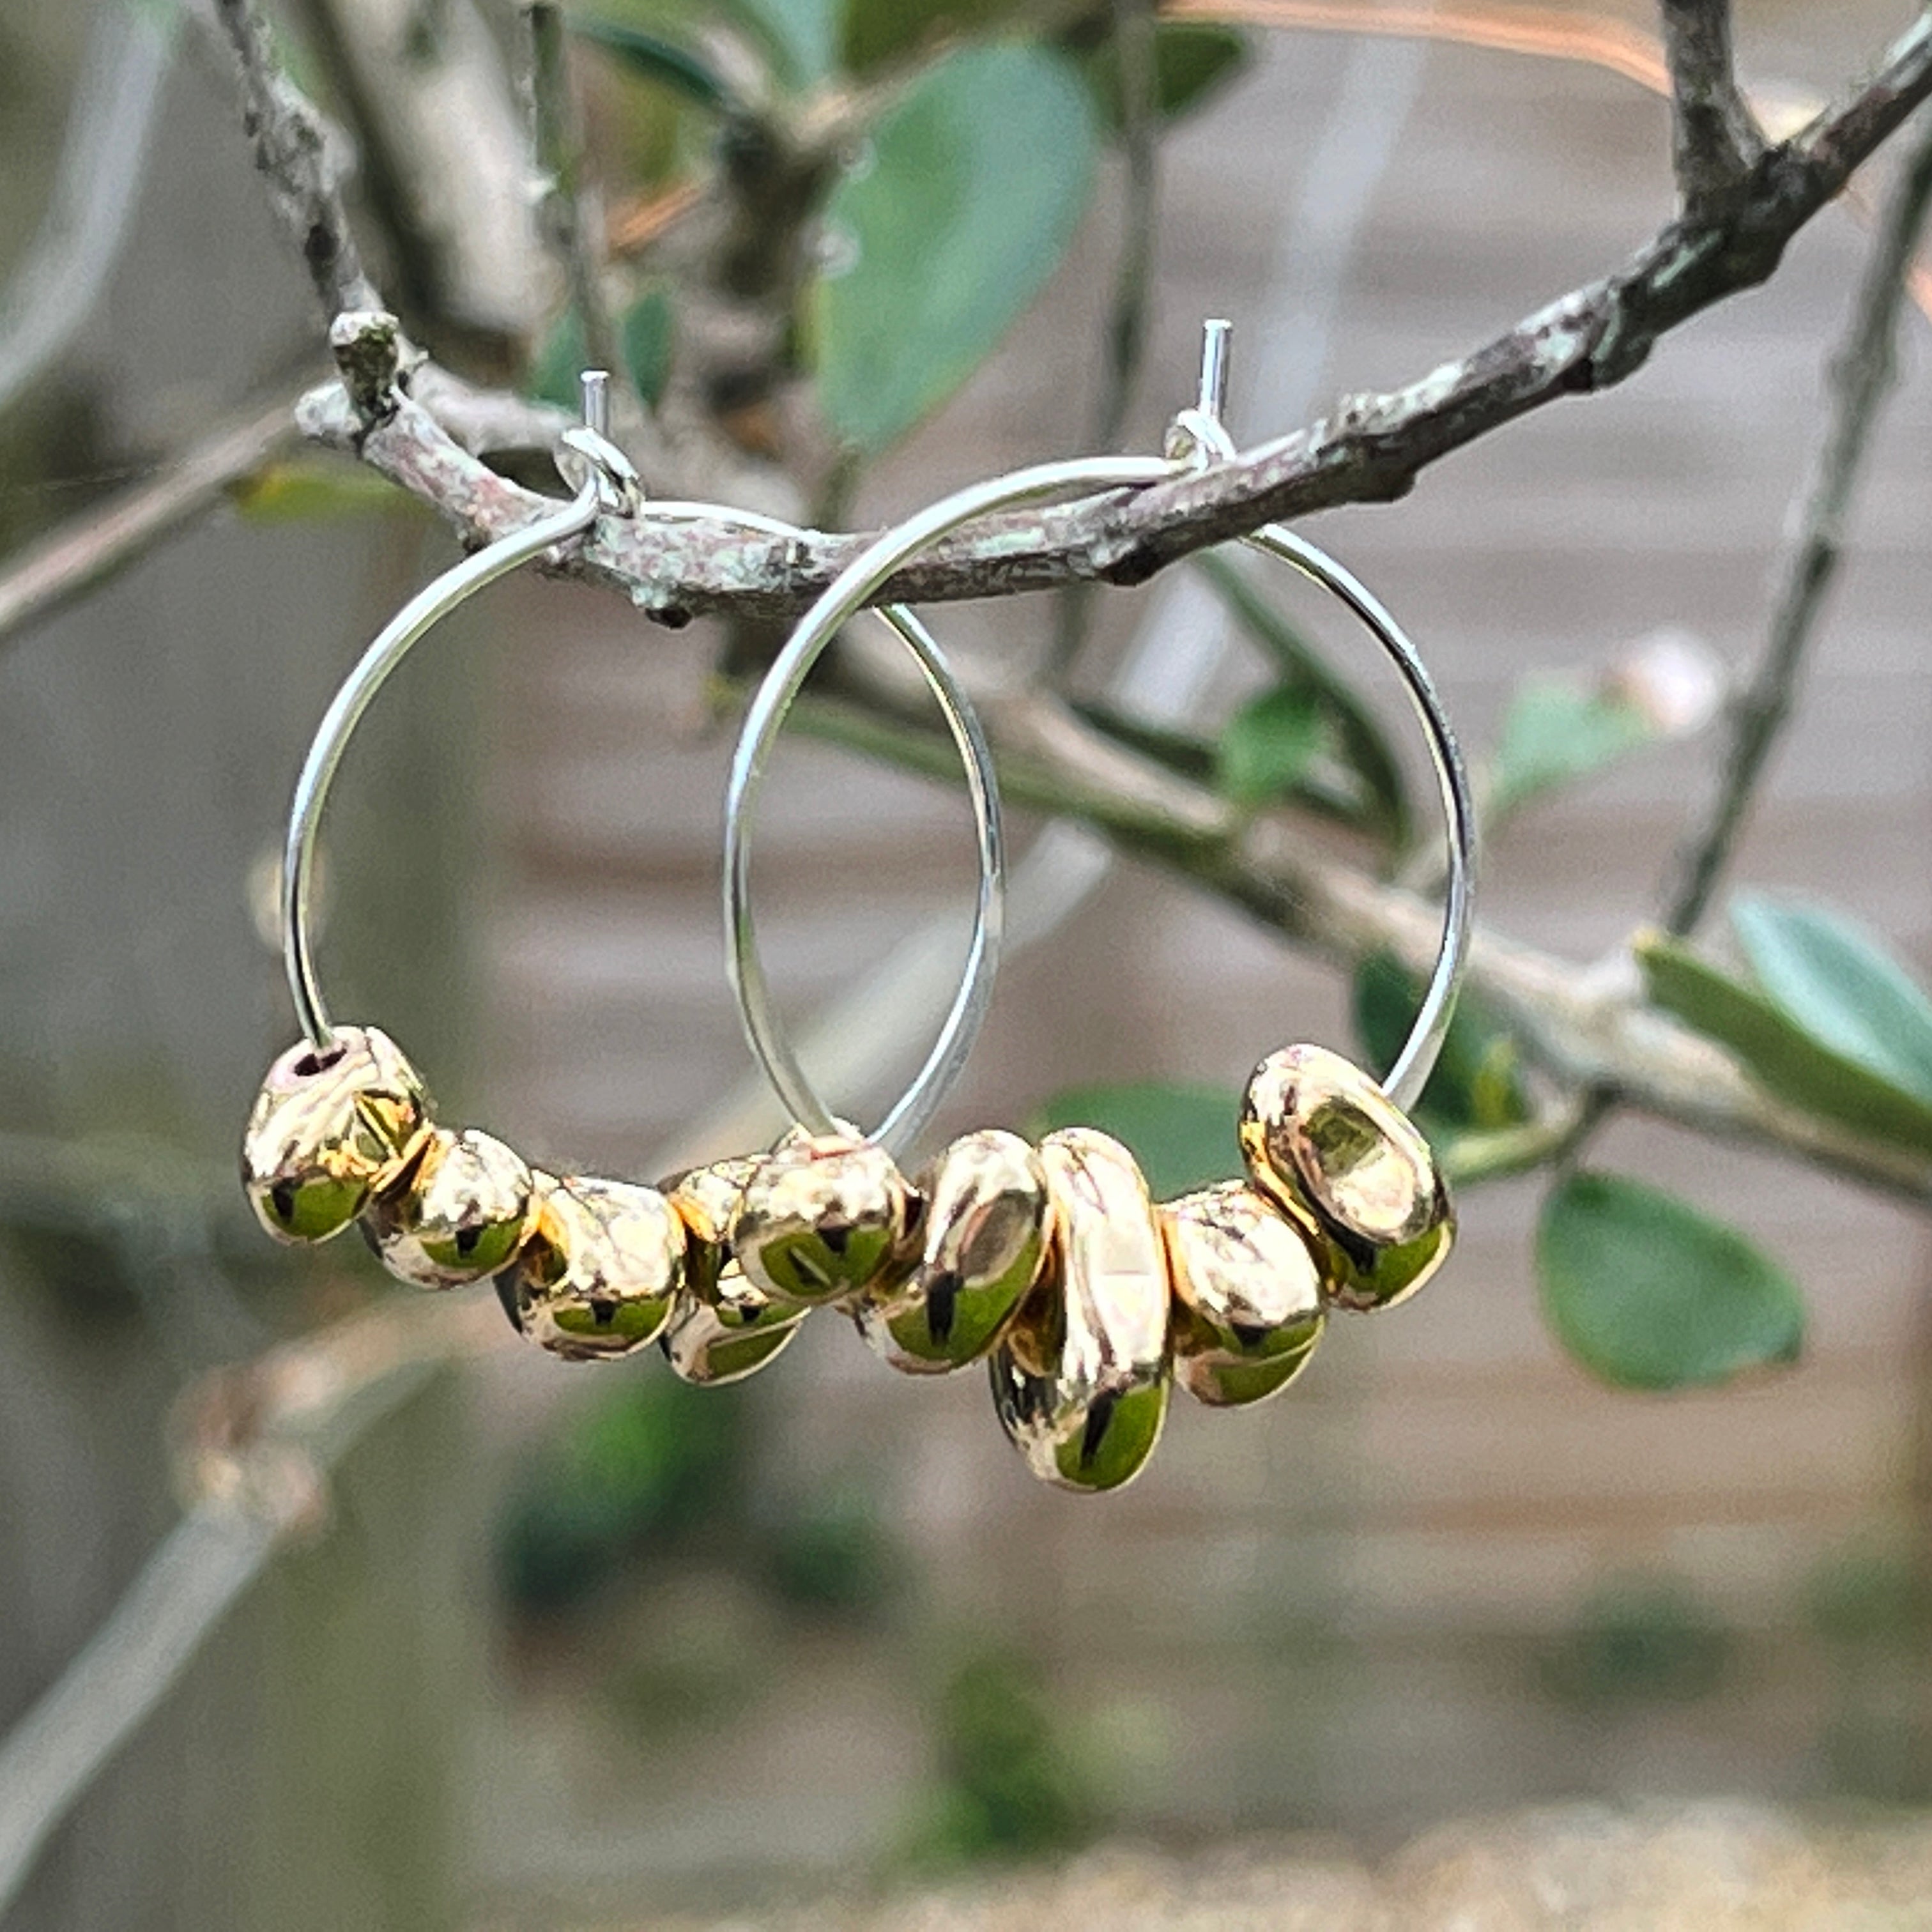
[857, 1129, 1046, 1373]
[1160, 1181, 1325, 1406]
[362, 1125, 533, 1287]
[990, 1128, 1170, 1493]
[499, 1172, 684, 1359]
[1239, 1043, 1452, 1311]
[730, 1133, 910, 1306]
[241, 1025, 429, 1243]
[659, 1290, 806, 1385]
[664, 1156, 760, 1309]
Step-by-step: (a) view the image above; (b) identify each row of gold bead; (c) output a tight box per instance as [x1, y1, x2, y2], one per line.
[241, 1029, 1452, 1485]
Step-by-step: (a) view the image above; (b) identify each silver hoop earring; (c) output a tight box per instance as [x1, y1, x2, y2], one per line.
[717, 321, 1476, 1491]
[238, 374, 1002, 1384]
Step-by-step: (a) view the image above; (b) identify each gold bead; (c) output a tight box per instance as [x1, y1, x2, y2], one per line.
[657, 1156, 809, 1383]
[659, 1291, 806, 1385]
[856, 1128, 1046, 1372]
[362, 1125, 533, 1287]
[664, 1156, 760, 1307]
[990, 1128, 1170, 1493]
[730, 1132, 911, 1306]
[499, 1172, 684, 1359]
[1160, 1181, 1325, 1406]
[1239, 1043, 1452, 1311]
[240, 1025, 429, 1243]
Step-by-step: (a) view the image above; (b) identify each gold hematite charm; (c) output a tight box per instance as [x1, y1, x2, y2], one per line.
[498, 1172, 684, 1359]
[362, 1124, 534, 1288]
[730, 1132, 910, 1305]
[659, 1157, 807, 1385]
[1239, 1043, 1452, 1311]
[1160, 1181, 1325, 1406]
[990, 1128, 1170, 1492]
[857, 1128, 1047, 1372]
[241, 1026, 429, 1243]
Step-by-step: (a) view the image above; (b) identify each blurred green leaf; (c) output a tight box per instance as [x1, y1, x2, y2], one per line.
[765, 1484, 907, 1620]
[1540, 1574, 1732, 1709]
[1084, 21, 1250, 128]
[1070, 698, 1218, 787]
[813, 43, 1097, 452]
[1487, 673, 1653, 823]
[1732, 893, 1932, 1106]
[580, 0, 835, 89]
[839, 0, 1032, 75]
[1217, 684, 1324, 808]
[530, 287, 674, 411]
[1537, 1171, 1804, 1390]
[227, 457, 401, 523]
[1029, 1082, 1240, 1196]
[1353, 950, 1529, 1135]
[494, 1374, 747, 1613]
[572, 16, 735, 109]
[1193, 551, 1410, 847]
[1637, 930, 1932, 1160]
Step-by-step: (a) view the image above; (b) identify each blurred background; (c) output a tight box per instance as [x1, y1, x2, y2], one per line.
[3, 0, 1932, 1926]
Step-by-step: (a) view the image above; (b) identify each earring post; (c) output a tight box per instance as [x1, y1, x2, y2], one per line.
[1198, 318, 1232, 424]
[579, 367, 610, 436]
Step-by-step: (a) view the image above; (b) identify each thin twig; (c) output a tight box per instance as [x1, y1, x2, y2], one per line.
[290, 10, 1932, 620]
[1054, 0, 1163, 675]
[0, 397, 300, 650]
[525, 2, 623, 394]
[1659, 0, 1765, 208]
[0, 1299, 470, 1919]
[1662, 109, 1932, 937]
[0, 4, 176, 418]
[787, 680, 1932, 1208]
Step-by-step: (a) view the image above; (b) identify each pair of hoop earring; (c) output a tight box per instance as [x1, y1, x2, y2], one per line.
[241, 327, 1476, 1495]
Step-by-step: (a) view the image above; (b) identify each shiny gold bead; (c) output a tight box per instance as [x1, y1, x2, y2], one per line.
[1160, 1181, 1326, 1406]
[657, 1155, 809, 1383]
[362, 1124, 534, 1288]
[730, 1133, 912, 1306]
[664, 1156, 760, 1308]
[498, 1172, 684, 1360]
[856, 1129, 1046, 1373]
[1239, 1043, 1453, 1312]
[659, 1290, 806, 1386]
[990, 1128, 1170, 1493]
[240, 1025, 429, 1243]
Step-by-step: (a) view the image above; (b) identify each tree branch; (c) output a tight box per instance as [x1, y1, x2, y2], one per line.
[288, 10, 1932, 620]
[1662, 107, 1932, 937]
[0, 397, 300, 650]
[1659, 0, 1764, 208]
[792, 679, 1932, 1209]
[211, 0, 382, 320]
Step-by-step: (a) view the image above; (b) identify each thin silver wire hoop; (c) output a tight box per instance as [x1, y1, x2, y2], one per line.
[282, 477, 603, 1050]
[727, 451, 1475, 1129]
[724, 456, 1174, 1158]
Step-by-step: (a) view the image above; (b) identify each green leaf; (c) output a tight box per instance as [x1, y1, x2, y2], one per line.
[577, 0, 836, 90]
[1732, 894, 1932, 1107]
[1070, 699, 1218, 786]
[1353, 951, 1529, 1134]
[529, 288, 674, 411]
[839, 0, 1032, 75]
[1029, 1082, 1240, 1197]
[1487, 674, 1653, 823]
[227, 457, 404, 523]
[1537, 1172, 1804, 1391]
[1637, 930, 1932, 1161]
[1193, 551, 1410, 847]
[812, 43, 1098, 452]
[1217, 685, 1324, 808]
[572, 16, 733, 109]
[1084, 22, 1250, 129]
